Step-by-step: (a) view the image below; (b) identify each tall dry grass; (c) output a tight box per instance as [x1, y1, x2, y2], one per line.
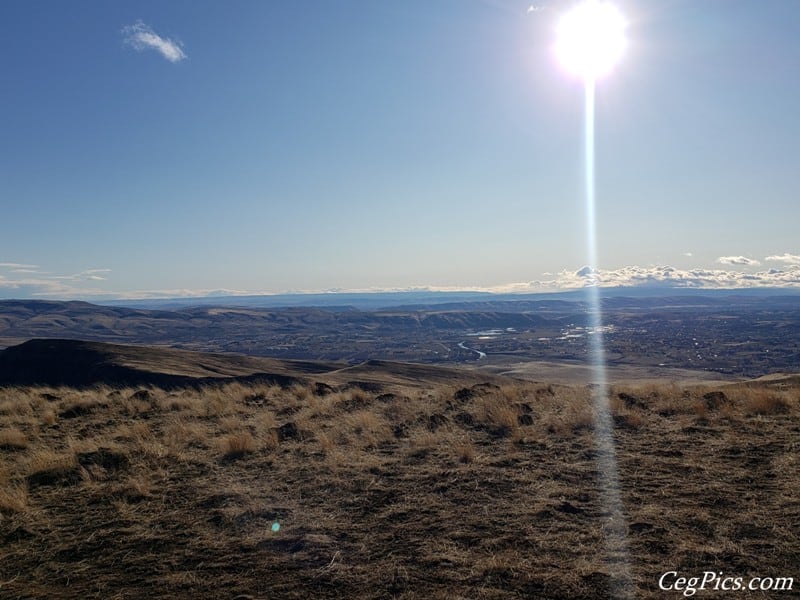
[0, 427, 29, 449]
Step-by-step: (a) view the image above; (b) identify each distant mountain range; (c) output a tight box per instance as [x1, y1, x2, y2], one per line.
[1, 290, 798, 376]
[3, 292, 794, 352]
[99, 286, 800, 310]
[0, 298, 554, 348]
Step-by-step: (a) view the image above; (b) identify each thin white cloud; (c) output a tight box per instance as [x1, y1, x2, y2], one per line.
[765, 253, 800, 266]
[716, 256, 761, 266]
[0, 278, 106, 298]
[683, 252, 693, 257]
[111, 288, 253, 300]
[122, 21, 186, 63]
[0, 262, 39, 269]
[51, 268, 112, 282]
[0, 265, 115, 300]
[80, 269, 111, 281]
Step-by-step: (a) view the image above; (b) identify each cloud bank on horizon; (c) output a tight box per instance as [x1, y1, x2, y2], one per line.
[122, 21, 186, 63]
[2, 257, 800, 300]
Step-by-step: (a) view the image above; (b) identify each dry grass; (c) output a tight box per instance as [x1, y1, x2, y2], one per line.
[0, 484, 28, 515]
[454, 439, 476, 464]
[345, 409, 391, 448]
[0, 391, 35, 416]
[473, 394, 519, 434]
[163, 418, 208, 449]
[25, 447, 80, 489]
[41, 408, 57, 426]
[0, 378, 797, 599]
[0, 427, 29, 449]
[220, 430, 257, 458]
[315, 431, 336, 454]
[742, 390, 791, 415]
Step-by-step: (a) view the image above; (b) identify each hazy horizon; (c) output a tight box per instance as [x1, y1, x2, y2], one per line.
[2, 1, 799, 300]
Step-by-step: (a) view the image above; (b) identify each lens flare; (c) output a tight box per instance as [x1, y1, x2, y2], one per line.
[553, 2, 634, 595]
[555, 0, 626, 81]
[583, 75, 634, 600]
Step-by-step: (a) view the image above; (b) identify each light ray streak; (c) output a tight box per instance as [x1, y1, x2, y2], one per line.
[584, 78, 634, 598]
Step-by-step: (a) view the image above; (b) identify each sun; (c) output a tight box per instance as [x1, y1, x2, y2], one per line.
[555, 0, 627, 81]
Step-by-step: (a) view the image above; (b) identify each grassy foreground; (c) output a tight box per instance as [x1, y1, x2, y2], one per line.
[0, 378, 797, 599]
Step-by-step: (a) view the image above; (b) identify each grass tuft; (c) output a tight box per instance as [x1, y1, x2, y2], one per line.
[0, 427, 29, 450]
[0, 484, 28, 514]
[220, 431, 257, 459]
[744, 393, 790, 415]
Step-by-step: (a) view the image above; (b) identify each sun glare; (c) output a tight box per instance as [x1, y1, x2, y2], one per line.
[555, 0, 626, 81]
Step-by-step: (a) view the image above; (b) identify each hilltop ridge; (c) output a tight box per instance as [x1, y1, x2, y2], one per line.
[0, 339, 509, 391]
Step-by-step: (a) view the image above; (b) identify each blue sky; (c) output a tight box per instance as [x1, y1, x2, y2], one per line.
[2, 0, 799, 299]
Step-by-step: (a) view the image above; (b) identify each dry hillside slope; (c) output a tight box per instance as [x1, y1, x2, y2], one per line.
[0, 371, 797, 599]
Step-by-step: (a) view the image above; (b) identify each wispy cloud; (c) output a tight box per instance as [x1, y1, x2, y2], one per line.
[716, 256, 761, 266]
[0, 278, 107, 298]
[0, 265, 113, 299]
[79, 269, 111, 281]
[122, 21, 186, 63]
[109, 288, 252, 300]
[51, 268, 112, 282]
[766, 253, 800, 266]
